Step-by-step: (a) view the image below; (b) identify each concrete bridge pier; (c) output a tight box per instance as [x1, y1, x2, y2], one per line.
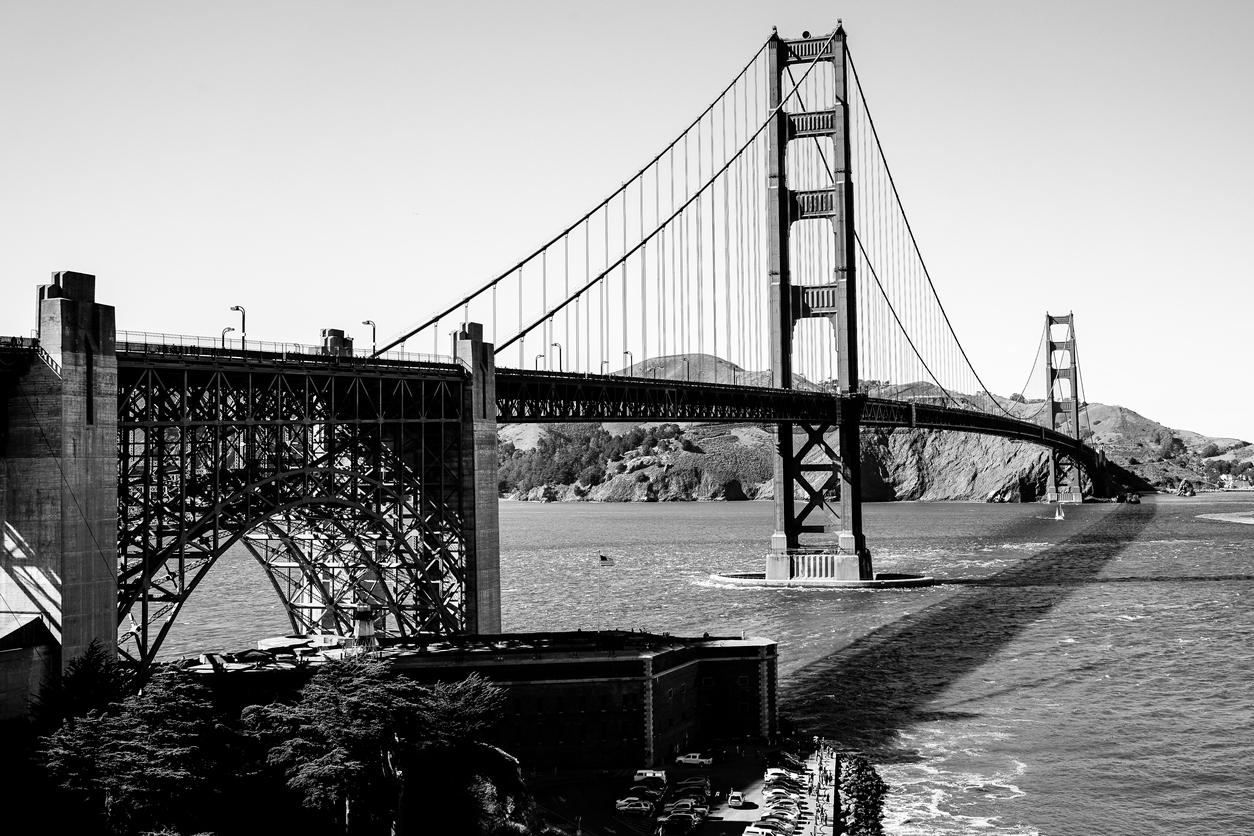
[1, 272, 118, 679]
[454, 322, 501, 633]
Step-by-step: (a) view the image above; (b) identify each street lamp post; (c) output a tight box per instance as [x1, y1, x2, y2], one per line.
[535, 353, 545, 370]
[551, 342, 563, 372]
[623, 350, 633, 376]
[221, 326, 234, 351]
[362, 320, 376, 356]
[600, 360, 610, 375]
[683, 357, 690, 381]
[230, 305, 246, 352]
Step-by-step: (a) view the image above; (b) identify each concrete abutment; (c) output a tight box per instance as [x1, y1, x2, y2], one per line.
[1, 272, 118, 693]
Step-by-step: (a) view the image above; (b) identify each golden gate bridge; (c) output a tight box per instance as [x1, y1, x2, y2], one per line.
[0, 25, 1104, 669]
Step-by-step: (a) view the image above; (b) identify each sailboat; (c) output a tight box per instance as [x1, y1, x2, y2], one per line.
[598, 554, 616, 566]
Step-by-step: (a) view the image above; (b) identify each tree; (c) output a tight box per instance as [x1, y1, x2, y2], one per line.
[243, 657, 425, 834]
[32, 638, 130, 730]
[242, 659, 504, 835]
[413, 673, 505, 748]
[1200, 442, 1221, 458]
[39, 668, 218, 835]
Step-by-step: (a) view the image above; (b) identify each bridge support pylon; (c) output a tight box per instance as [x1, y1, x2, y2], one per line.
[453, 322, 501, 633]
[764, 26, 873, 582]
[0, 272, 118, 672]
[1044, 313, 1084, 504]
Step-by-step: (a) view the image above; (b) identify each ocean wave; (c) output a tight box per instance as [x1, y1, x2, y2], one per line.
[1197, 512, 1254, 525]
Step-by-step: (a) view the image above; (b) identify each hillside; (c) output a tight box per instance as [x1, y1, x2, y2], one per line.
[498, 355, 1251, 502]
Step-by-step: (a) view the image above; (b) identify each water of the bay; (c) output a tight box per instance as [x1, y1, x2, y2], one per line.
[165, 494, 1254, 835]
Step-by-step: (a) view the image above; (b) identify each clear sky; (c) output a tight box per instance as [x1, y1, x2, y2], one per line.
[3, 1, 1251, 442]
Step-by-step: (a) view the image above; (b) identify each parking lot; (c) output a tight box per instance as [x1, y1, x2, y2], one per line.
[528, 746, 838, 836]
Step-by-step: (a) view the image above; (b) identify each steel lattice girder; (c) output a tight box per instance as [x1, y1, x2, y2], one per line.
[115, 352, 469, 667]
[495, 370, 844, 424]
[495, 370, 1100, 471]
[787, 423, 843, 536]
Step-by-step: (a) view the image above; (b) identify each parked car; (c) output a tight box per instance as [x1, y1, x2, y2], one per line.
[764, 767, 804, 783]
[634, 769, 668, 784]
[663, 799, 709, 818]
[674, 752, 714, 766]
[655, 816, 696, 835]
[752, 820, 795, 836]
[760, 810, 799, 827]
[629, 784, 665, 799]
[675, 776, 712, 792]
[615, 799, 655, 816]
[660, 811, 703, 831]
[764, 777, 805, 794]
[727, 790, 745, 808]
[765, 800, 801, 817]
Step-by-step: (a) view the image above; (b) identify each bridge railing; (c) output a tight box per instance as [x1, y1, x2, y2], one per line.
[116, 330, 460, 369]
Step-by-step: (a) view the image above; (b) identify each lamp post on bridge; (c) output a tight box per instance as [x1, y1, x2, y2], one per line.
[230, 305, 246, 352]
[600, 360, 609, 376]
[362, 320, 376, 357]
[623, 350, 633, 376]
[221, 326, 234, 351]
[683, 357, 690, 381]
[551, 342, 563, 372]
[534, 353, 545, 370]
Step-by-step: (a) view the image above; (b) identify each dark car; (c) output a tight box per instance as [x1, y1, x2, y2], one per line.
[655, 816, 696, 835]
[672, 787, 708, 801]
[660, 812, 702, 831]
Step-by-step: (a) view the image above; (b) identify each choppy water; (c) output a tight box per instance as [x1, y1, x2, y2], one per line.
[166, 493, 1254, 835]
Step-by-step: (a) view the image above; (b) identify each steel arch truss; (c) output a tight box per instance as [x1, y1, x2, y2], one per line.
[116, 355, 468, 667]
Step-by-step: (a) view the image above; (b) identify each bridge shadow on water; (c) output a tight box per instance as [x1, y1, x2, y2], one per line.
[778, 502, 1159, 762]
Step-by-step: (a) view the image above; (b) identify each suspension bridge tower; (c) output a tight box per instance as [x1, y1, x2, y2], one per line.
[764, 25, 873, 582]
[1045, 313, 1084, 503]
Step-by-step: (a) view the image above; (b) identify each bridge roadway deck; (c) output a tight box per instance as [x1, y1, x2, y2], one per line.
[109, 349, 1095, 469]
[495, 368, 1095, 468]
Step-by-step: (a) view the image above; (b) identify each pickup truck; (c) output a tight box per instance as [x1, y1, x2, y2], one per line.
[674, 752, 714, 766]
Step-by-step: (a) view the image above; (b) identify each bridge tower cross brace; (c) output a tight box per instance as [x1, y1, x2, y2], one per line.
[765, 25, 873, 581]
[1045, 313, 1084, 503]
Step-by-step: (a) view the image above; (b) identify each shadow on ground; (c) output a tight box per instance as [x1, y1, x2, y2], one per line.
[779, 502, 1158, 761]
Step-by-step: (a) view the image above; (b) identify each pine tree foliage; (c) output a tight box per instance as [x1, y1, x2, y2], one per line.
[38, 668, 217, 835]
[242, 658, 505, 833]
[32, 637, 130, 729]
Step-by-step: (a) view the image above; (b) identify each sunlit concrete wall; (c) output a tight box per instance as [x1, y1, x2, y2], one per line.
[0, 272, 117, 676]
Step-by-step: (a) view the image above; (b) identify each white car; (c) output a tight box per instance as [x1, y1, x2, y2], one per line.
[766, 800, 801, 817]
[674, 752, 714, 766]
[727, 790, 745, 808]
[764, 767, 804, 782]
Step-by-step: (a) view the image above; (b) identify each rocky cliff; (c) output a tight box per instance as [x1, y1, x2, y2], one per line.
[506, 422, 1062, 503]
[499, 356, 1249, 503]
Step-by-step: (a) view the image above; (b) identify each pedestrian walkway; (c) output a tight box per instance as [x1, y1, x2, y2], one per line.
[804, 741, 838, 836]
